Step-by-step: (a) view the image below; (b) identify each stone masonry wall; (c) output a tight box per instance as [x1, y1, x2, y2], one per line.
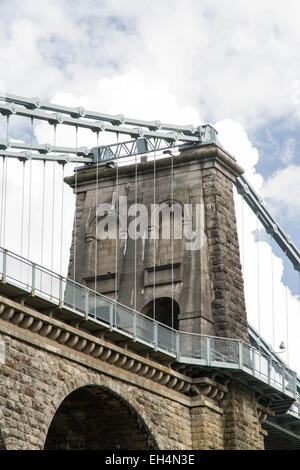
[0, 324, 267, 450]
[190, 402, 224, 450]
[221, 381, 266, 450]
[202, 165, 249, 342]
[0, 145, 268, 450]
[64, 144, 249, 342]
[0, 331, 193, 450]
[67, 191, 86, 282]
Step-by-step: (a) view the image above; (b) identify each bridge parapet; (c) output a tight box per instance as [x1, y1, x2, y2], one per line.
[0, 245, 297, 415]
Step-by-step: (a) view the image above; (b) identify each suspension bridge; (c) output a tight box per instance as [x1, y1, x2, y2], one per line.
[0, 92, 299, 449]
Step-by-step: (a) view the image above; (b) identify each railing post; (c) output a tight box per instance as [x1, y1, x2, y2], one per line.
[1, 249, 7, 284]
[176, 331, 180, 360]
[294, 373, 298, 398]
[252, 349, 256, 376]
[85, 289, 89, 320]
[72, 280, 76, 309]
[297, 399, 300, 416]
[154, 321, 158, 351]
[31, 263, 36, 296]
[238, 341, 243, 369]
[282, 368, 286, 394]
[206, 336, 211, 366]
[59, 276, 63, 308]
[268, 358, 272, 385]
[109, 303, 114, 331]
[133, 311, 137, 342]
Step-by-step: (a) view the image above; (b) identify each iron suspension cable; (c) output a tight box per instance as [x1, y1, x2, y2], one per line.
[94, 131, 99, 294]
[153, 148, 156, 320]
[241, 196, 245, 275]
[2, 157, 7, 247]
[41, 161, 46, 263]
[27, 118, 34, 260]
[270, 234, 275, 350]
[134, 147, 137, 311]
[40, 160, 46, 289]
[299, 270, 300, 319]
[256, 215, 261, 349]
[0, 158, 3, 246]
[20, 161, 26, 257]
[2, 159, 8, 248]
[0, 157, 6, 247]
[1, 116, 10, 248]
[114, 132, 119, 303]
[60, 163, 65, 276]
[73, 126, 78, 282]
[51, 125, 57, 275]
[284, 254, 289, 364]
[171, 146, 174, 329]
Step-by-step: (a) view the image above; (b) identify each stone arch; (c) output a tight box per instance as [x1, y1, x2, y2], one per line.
[146, 198, 185, 269]
[84, 205, 126, 296]
[141, 297, 180, 330]
[151, 199, 184, 237]
[43, 372, 159, 450]
[96, 212, 118, 278]
[86, 197, 128, 244]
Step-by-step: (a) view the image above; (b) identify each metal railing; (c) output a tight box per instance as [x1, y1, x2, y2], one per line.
[289, 396, 300, 418]
[0, 247, 297, 401]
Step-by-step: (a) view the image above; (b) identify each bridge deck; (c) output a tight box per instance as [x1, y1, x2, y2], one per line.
[0, 246, 298, 416]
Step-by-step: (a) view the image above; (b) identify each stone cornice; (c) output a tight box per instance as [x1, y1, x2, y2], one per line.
[64, 144, 244, 190]
[257, 402, 274, 423]
[0, 294, 227, 407]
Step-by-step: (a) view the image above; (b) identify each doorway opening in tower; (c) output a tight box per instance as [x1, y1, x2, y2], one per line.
[142, 297, 180, 330]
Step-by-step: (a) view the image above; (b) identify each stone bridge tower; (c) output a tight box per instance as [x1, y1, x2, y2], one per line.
[0, 142, 277, 450]
[67, 144, 249, 343]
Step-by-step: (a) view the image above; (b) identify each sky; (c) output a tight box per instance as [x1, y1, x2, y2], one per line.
[0, 0, 300, 374]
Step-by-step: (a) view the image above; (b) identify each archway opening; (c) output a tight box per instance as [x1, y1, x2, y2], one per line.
[142, 297, 180, 330]
[44, 385, 157, 450]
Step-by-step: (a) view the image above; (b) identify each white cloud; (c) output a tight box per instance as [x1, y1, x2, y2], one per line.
[262, 164, 300, 218]
[235, 190, 300, 373]
[1, 0, 300, 376]
[214, 119, 300, 374]
[213, 119, 300, 373]
[279, 137, 296, 164]
[1, 1, 300, 128]
[214, 119, 263, 191]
